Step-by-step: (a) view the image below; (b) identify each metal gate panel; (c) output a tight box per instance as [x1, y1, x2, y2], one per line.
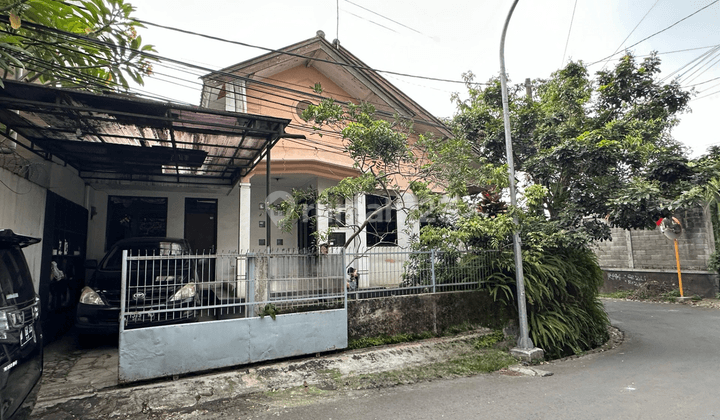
[118, 309, 347, 383]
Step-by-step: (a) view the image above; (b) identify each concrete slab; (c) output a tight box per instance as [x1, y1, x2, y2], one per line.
[510, 347, 545, 362]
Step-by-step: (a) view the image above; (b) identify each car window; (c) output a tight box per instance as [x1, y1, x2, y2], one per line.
[101, 241, 187, 270]
[0, 245, 35, 306]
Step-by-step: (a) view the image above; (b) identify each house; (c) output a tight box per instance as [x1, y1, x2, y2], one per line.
[0, 31, 452, 339]
[198, 30, 451, 257]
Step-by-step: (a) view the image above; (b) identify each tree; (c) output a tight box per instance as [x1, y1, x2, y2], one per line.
[272, 83, 473, 252]
[413, 53, 698, 358]
[452, 53, 692, 241]
[0, 0, 156, 90]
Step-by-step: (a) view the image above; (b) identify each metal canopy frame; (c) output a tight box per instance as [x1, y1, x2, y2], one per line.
[0, 80, 296, 188]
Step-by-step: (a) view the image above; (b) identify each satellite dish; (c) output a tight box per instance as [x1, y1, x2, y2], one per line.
[658, 217, 682, 240]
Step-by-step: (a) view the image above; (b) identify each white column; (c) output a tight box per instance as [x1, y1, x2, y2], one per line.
[238, 183, 251, 251]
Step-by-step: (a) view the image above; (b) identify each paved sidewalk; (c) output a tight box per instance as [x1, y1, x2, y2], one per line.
[30, 328, 501, 419]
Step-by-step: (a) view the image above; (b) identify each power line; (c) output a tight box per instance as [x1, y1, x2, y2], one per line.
[679, 51, 720, 85]
[561, 0, 578, 67]
[342, 9, 398, 33]
[7, 17, 452, 133]
[661, 46, 720, 83]
[130, 18, 470, 85]
[683, 75, 720, 88]
[590, 0, 720, 66]
[601, 0, 661, 70]
[343, 0, 429, 38]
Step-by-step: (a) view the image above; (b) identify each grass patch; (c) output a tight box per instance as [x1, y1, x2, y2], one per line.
[474, 330, 505, 349]
[340, 348, 516, 390]
[348, 331, 435, 349]
[349, 323, 492, 350]
[599, 290, 634, 299]
[660, 289, 681, 302]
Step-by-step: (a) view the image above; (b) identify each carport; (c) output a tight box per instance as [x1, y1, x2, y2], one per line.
[0, 80, 299, 356]
[0, 80, 295, 187]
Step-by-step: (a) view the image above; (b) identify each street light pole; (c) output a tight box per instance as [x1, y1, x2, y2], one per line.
[499, 0, 541, 358]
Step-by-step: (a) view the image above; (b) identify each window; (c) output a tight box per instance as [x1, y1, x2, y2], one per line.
[328, 232, 346, 248]
[328, 210, 346, 227]
[328, 193, 347, 228]
[106, 196, 168, 249]
[202, 80, 246, 113]
[365, 194, 397, 246]
[296, 100, 312, 120]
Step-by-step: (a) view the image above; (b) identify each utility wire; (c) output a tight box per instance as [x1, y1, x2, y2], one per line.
[590, 0, 720, 66]
[661, 46, 720, 83]
[561, 0, 578, 67]
[129, 18, 470, 85]
[343, 9, 398, 33]
[679, 50, 720, 85]
[3, 17, 452, 132]
[683, 75, 720, 88]
[343, 0, 429, 37]
[600, 0, 661, 70]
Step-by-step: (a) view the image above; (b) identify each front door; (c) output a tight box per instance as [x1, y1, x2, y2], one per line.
[184, 198, 217, 254]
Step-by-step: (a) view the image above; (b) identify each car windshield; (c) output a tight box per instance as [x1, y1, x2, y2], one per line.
[101, 241, 186, 271]
[0, 245, 35, 306]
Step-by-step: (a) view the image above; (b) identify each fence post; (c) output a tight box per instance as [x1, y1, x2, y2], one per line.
[342, 247, 347, 308]
[119, 250, 128, 334]
[246, 254, 255, 318]
[431, 249, 436, 293]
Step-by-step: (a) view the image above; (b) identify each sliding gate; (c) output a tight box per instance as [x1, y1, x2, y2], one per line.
[118, 251, 348, 383]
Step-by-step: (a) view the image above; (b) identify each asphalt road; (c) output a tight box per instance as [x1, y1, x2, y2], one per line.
[153, 300, 720, 420]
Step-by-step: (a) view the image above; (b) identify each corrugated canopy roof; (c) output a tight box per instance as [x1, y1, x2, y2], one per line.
[0, 80, 295, 188]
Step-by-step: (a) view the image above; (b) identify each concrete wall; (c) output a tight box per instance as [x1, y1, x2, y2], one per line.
[594, 206, 718, 296]
[1, 158, 89, 291]
[347, 291, 511, 340]
[595, 206, 715, 271]
[601, 269, 719, 298]
[0, 166, 47, 290]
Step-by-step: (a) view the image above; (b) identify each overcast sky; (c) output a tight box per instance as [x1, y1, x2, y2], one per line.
[128, 0, 720, 157]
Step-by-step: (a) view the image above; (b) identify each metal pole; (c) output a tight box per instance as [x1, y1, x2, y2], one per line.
[266, 147, 271, 249]
[500, 0, 534, 350]
[674, 239, 684, 297]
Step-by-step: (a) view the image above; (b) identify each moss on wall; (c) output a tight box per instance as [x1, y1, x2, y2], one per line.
[347, 291, 511, 341]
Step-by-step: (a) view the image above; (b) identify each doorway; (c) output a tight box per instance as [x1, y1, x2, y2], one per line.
[184, 198, 217, 254]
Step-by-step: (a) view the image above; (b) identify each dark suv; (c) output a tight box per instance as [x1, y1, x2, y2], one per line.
[76, 237, 199, 335]
[0, 229, 42, 420]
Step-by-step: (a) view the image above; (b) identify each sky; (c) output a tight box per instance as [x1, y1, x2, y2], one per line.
[127, 0, 720, 158]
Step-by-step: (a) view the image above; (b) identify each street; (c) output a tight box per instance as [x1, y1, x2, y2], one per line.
[146, 300, 720, 419]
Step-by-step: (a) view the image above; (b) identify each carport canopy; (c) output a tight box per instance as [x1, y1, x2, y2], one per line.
[0, 80, 298, 189]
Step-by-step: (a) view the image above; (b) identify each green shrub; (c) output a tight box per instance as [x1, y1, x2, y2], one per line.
[480, 247, 609, 360]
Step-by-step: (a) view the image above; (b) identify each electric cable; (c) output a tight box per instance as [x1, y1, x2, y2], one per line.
[590, 0, 720, 66]
[600, 0, 661, 70]
[561, 0, 578, 67]
[343, 0, 429, 37]
[2, 17, 453, 132]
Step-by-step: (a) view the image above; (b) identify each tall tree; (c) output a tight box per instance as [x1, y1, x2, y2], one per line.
[273, 95, 432, 250]
[453, 53, 692, 241]
[0, 0, 156, 90]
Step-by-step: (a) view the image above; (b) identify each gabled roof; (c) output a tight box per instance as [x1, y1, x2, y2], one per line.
[0, 80, 293, 190]
[201, 32, 451, 138]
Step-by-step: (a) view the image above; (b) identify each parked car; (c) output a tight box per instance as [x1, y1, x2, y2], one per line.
[0, 229, 43, 420]
[76, 237, 199, 335]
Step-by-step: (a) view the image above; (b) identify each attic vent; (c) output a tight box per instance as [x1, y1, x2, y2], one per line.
[296, 100, 312, 120]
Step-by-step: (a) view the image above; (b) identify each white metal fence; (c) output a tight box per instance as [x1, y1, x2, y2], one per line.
[118, 248, 496, 329]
